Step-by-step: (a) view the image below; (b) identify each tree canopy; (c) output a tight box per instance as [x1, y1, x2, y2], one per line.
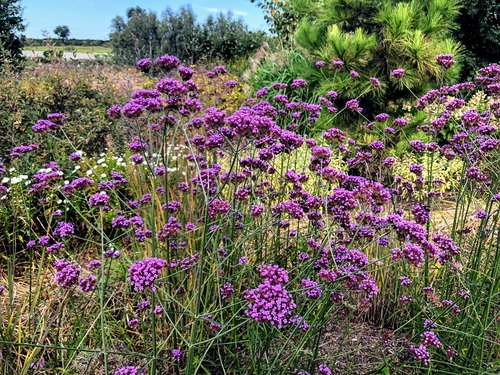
[0, 0, 25, 64]
[54, 25, 71, 44]
[454, 0, 500, 79]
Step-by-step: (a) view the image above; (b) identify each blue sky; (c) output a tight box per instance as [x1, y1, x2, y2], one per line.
[21, 0, 268, 40]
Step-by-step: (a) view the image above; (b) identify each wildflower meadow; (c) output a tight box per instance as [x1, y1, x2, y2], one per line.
[0, 52, 500, 375]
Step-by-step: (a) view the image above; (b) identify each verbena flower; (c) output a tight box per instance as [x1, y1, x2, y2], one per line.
[79, 274, 97, 292]
[400, 276, 411, 286]
[291, 78, 307, 89]
[53, 259, 80, 288]
[391, 68, 405, 78]
[244, 281, 296, 328]
[259, 264, 289, 284]
[53, 221, 74, 238]
[421, 331, 442, 348]
[301, 278, 322, 299]
[410, 344, 430, 365]
[114, 366, 144, 375]
[345, 99, 361, 111]
[436, 54, 455, 68]
[178, 65, 194, 81]
[156, 55, 181, 70]
[412, 203, 430, 225]
[128, 257, 167, 291]
[32, 119, 57, 133]
[29, 357, 45, 370]
[220, 282, 235, 300]
[154, 305, 163, 315]
[332, 60, 344, 68]
[89, 192, 110, 208]
[225, 79, 238, 88]
[172, 349, 183, 362]
[136, 58, 153, 72]
[370, 77, 381, 88]
[317, 364, 332, 375]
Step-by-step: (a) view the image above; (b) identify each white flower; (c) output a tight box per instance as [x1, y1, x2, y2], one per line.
[10, 177, 22, 184]
[100, 173, 106, 178]
[2, 177, 9, 184]
[97, 158, 105, 164]
[86, 170, 93, 176]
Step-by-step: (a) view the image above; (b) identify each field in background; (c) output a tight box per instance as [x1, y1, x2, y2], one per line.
[23, 45, 112, 55]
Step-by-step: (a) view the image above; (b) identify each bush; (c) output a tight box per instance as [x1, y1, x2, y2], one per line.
[0, 61, 145, 159]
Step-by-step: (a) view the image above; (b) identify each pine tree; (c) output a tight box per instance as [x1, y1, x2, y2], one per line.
[291, 0, 462, 113]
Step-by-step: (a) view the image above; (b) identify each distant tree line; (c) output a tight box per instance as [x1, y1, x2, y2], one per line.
[110, 5, 266, 65]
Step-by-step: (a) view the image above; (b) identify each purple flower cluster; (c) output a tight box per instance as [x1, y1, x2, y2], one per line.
[89, 192, 110, 208]
[53, 259, 80, 288]
[345, 99, 361, 112]
[157, 217, 182, 240]
[9, 143, 39, 158]
[370, 77, 381, 88]
[172, 349, 183, 362]
[114, 366, 145, 375]
[220, 282, 235, 300]
[412, 203, 430, 224]
[332, 60, 344, 68]
[245, 265, 296, 328]
[136, 58, 153, 72]
[47, 112, 67, 123]
[291, 78, 307, 89]
[391, 68, 405, 78]
[178, 66, 194, 81]
[410, 344, 430, 365]
[52, 221, 74, 238]
[32, 119, 58, 133]
[156, 55, 181, 70]
[301, 278, 322, 299]
[79, 274, 97, 292]
[421, 331, 442, 348]
[436, 54, 455, 68]
[128, 257, 167, 291]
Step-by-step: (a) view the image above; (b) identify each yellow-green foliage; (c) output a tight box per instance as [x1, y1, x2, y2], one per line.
[192, 67, 247, 113]
[392, 151, 463, 192]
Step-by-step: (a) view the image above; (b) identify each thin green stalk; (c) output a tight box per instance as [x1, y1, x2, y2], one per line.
[99, 210, 108, 373]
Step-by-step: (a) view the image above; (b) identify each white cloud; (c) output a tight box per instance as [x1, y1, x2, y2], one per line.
[197, 5, 248, 16]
